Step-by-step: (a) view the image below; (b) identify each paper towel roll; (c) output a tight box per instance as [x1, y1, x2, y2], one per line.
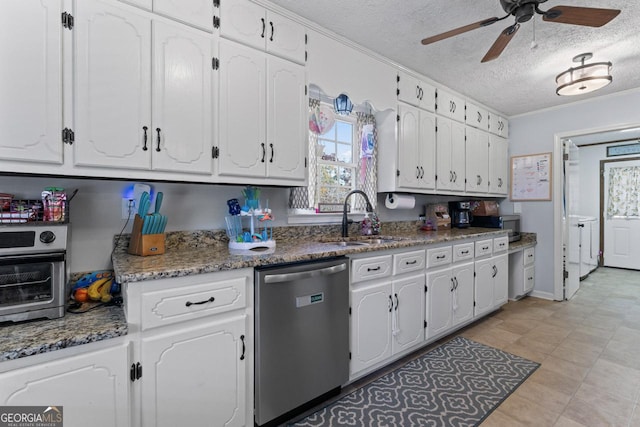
[385, 193, 415, 210]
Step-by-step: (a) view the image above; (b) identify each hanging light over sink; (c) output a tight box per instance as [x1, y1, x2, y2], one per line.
[556, 53, 612, 96]
[333, 93, 353, 115]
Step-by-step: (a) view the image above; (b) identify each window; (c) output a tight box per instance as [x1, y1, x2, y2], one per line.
[316, 116, 357, 208]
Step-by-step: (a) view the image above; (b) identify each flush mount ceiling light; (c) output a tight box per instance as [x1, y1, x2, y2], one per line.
[556, 53, 612, 96]
[333, 94, 353, 115]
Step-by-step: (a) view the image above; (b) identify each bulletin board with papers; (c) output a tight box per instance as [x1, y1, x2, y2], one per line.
[510, 152, 552, 201]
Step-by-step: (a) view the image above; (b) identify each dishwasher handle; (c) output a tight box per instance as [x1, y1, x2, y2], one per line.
[263, 262, 347, 284]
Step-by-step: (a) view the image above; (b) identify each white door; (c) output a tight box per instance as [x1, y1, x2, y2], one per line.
[218, 39, 266, 178]
[493, 254, 509, 306]
[465, 127, 489, 193]
[151, 20, 213, 174]
[474, 258, 494, 317]
[392, 274, 425, 354]
[450, 120, 466, 192]
[350, 282, 393, 375]
[426, 268, 452, 339]
[419, 111, 437, 189]
[265, 11, 306, 64]
[1, 0, 63, 164]
[564, 139, 581, 299]
[74, 0, 152, 169]
[397, 104, 421, 189]
[266, 55, 306, 181]
[219, 0, 264, 50]
[435, 117, 453, 191]
[489, 135, 508, 194]
[140, 315, 247, 427]
[451, 262, 474, 327]
[603, 159, 640, 270]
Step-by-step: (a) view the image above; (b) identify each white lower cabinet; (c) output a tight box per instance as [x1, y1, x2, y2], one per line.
[391, 274, 426, 353]
[474, 253, 508, 317]
[0, 341, 131, 427]
[509, 246, 536, 300]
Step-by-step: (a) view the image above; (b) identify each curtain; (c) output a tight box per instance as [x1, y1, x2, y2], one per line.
[606, 166, 640, 218]
[288, 99, 320, 209]
[354, 112, 377, 211]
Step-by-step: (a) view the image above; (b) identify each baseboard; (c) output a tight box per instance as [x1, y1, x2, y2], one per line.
[529, 290, 555, 300]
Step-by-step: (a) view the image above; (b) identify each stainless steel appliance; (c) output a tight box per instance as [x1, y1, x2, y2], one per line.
[470, 214, 521, 242]
[0, 224, 69, 322]
[449, 201, 471, 228]
[254, 257, 350, 426]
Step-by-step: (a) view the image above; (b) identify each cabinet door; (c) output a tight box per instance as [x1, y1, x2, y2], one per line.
[426, 268, 452, 339]
[266, 55, 306, 181]
[489, 135, 508, 194]
[397, 104, 421, 189]
[489, 113, 509, 138]
[74, 0, 152, 169]
[435, 116, 453, 191]
[1, 0, 63, 164]
[397, 73, 421, 108]
[141, 315, 247, 427]
[449, 120, 466, 192]
[465, 102, 488, 130]
[465, 127, 489, 193]
[218, 39, 266, 178]
[219, 0, 264, 51]
[452, 262, 474, 327]
[419, 110, 437, 189]
[350, 282, 392, 375]
[266, 11, 306, 65]
[474, 258, 494, 317]
[493, 254, 509, 307]
[437, 88, 465, 122]
[524, 264, 535, 293]
[0, 343, 131, 427]
[154, 0, 214, 32]
[151, 20, 213, 174]
[392, 274, 425, 354]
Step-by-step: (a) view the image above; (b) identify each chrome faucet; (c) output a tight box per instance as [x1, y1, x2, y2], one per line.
[342, 190, 374, 238]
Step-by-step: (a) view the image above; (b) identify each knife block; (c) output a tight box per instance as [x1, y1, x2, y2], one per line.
[128, 214, 166, 256]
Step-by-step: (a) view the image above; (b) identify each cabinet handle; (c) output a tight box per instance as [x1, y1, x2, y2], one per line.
[261, 142, 266, 162]
[240, 334, 246, 360]
[367, 266, 381, 272]
[142, 126, 149, 151]
[405, 260, 417, 265]
[416, 85, 420, 99]
[454, 277, 459, 290]
[269, 143, 274, 163]
[449, 171, 453, 182]
[261, 18, 265, 38]
[492, 265, 498, 278]
[155, 128, 161, 152]
[453, 171, 457, 182]
[419, 87, 424, 100]
[185, 296, 215, 307]
[477, 111, 482, 123]
[450, 277, 455, 292]
[388, 295, 393, 312]
[477, 175, 482, 185]
[449, 101, 453, 112]
[436, 254, 446, 260]
[420, 166, 424, 179]
[394, 293, 399, 311]
[269, 21, 274, 41]
[498, 177, 503, 187]
[461, 250, 469, 254]
[416, 166, 420, 179]
[482, 246, 489, 250]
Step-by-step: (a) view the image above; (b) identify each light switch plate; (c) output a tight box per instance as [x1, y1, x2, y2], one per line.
[513, 202, 522, 214]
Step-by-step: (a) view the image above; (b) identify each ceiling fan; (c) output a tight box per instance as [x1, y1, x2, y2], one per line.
[421, 1, 620, 63]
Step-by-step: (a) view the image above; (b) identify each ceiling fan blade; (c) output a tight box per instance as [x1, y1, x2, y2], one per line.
[542, 6, 620, 27]
[421, 17, 500, 45]
[481, 24, 520, 63]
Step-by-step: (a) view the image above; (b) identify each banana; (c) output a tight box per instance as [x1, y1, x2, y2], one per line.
[87, 277, 111, 301]
[100, 279, 113, 303]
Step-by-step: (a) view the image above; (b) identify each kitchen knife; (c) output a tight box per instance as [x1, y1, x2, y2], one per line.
[138, 191, 150, 216]
[154, 192, 163, 214]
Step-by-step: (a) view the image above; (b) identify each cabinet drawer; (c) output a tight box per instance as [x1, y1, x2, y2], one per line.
[141, 276, 248, 330]
[493, 236, 509, 253]
[475, 239, 493, 258]
[524, 247, 535, 266]
[426, 246, 452, 268]
[452, 242, 474, 263]
[393, 249, 426, 275]
[352, 255, 393, 283]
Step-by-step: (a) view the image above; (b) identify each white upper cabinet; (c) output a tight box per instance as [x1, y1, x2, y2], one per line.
[435, 116, 465, 192]
[465, 101, 489, 130]
[489, 112, 509, 138]
[465, 127, 489, 194]
[73, 1, 214, 174]
[0, 0, 63, 164]
[436, 88, 465, 123]
[220, 0, 306, 65]
[217, 38, 306, 183]
[488, 134, 508, 195]
[117, 0, 216, 33]
[397, 72, 436, 112]
[397, 104, 436, 191]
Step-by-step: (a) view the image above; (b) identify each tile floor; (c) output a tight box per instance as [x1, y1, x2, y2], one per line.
[284, 267, 640, 427]
[464, 267, 640, 427]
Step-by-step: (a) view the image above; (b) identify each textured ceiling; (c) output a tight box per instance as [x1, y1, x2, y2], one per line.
[267, 0, 640, 117]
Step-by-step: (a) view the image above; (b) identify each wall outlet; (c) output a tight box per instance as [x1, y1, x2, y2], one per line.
[122, 198, 136, 219]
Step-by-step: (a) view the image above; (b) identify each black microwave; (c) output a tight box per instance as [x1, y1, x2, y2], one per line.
[470, 214, 521, 242]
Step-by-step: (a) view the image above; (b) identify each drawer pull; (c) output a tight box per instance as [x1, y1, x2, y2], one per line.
[436, 255, 446, 260]
[185, 296, 215, 307]
[367, 266, 381, 272]
[240, 334, 246, 360]
[482, 246, 489, 250]
[405, 260, 418, 265]
[461, 250, 469, 254]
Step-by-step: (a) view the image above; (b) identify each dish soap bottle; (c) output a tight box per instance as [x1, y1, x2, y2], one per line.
[361, 212, 373, 236]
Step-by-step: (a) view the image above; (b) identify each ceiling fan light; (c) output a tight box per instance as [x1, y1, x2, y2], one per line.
[556, 54, 612, 96]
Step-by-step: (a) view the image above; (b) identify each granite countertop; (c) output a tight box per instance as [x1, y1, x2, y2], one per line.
[508, 232, 537, 252]
[0, 304, 127, 362]
[112, 223, 516, 284]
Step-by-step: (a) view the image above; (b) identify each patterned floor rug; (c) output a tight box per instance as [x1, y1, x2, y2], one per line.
[288, 336, 539, 427]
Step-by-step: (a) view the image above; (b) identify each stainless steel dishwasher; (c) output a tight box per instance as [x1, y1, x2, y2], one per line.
[254, 257, 350, 426]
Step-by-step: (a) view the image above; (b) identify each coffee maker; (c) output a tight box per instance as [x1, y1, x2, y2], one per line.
[449, 201, 471, 228]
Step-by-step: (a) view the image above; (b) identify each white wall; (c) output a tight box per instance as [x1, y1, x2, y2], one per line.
[505, 88, 640, 299]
